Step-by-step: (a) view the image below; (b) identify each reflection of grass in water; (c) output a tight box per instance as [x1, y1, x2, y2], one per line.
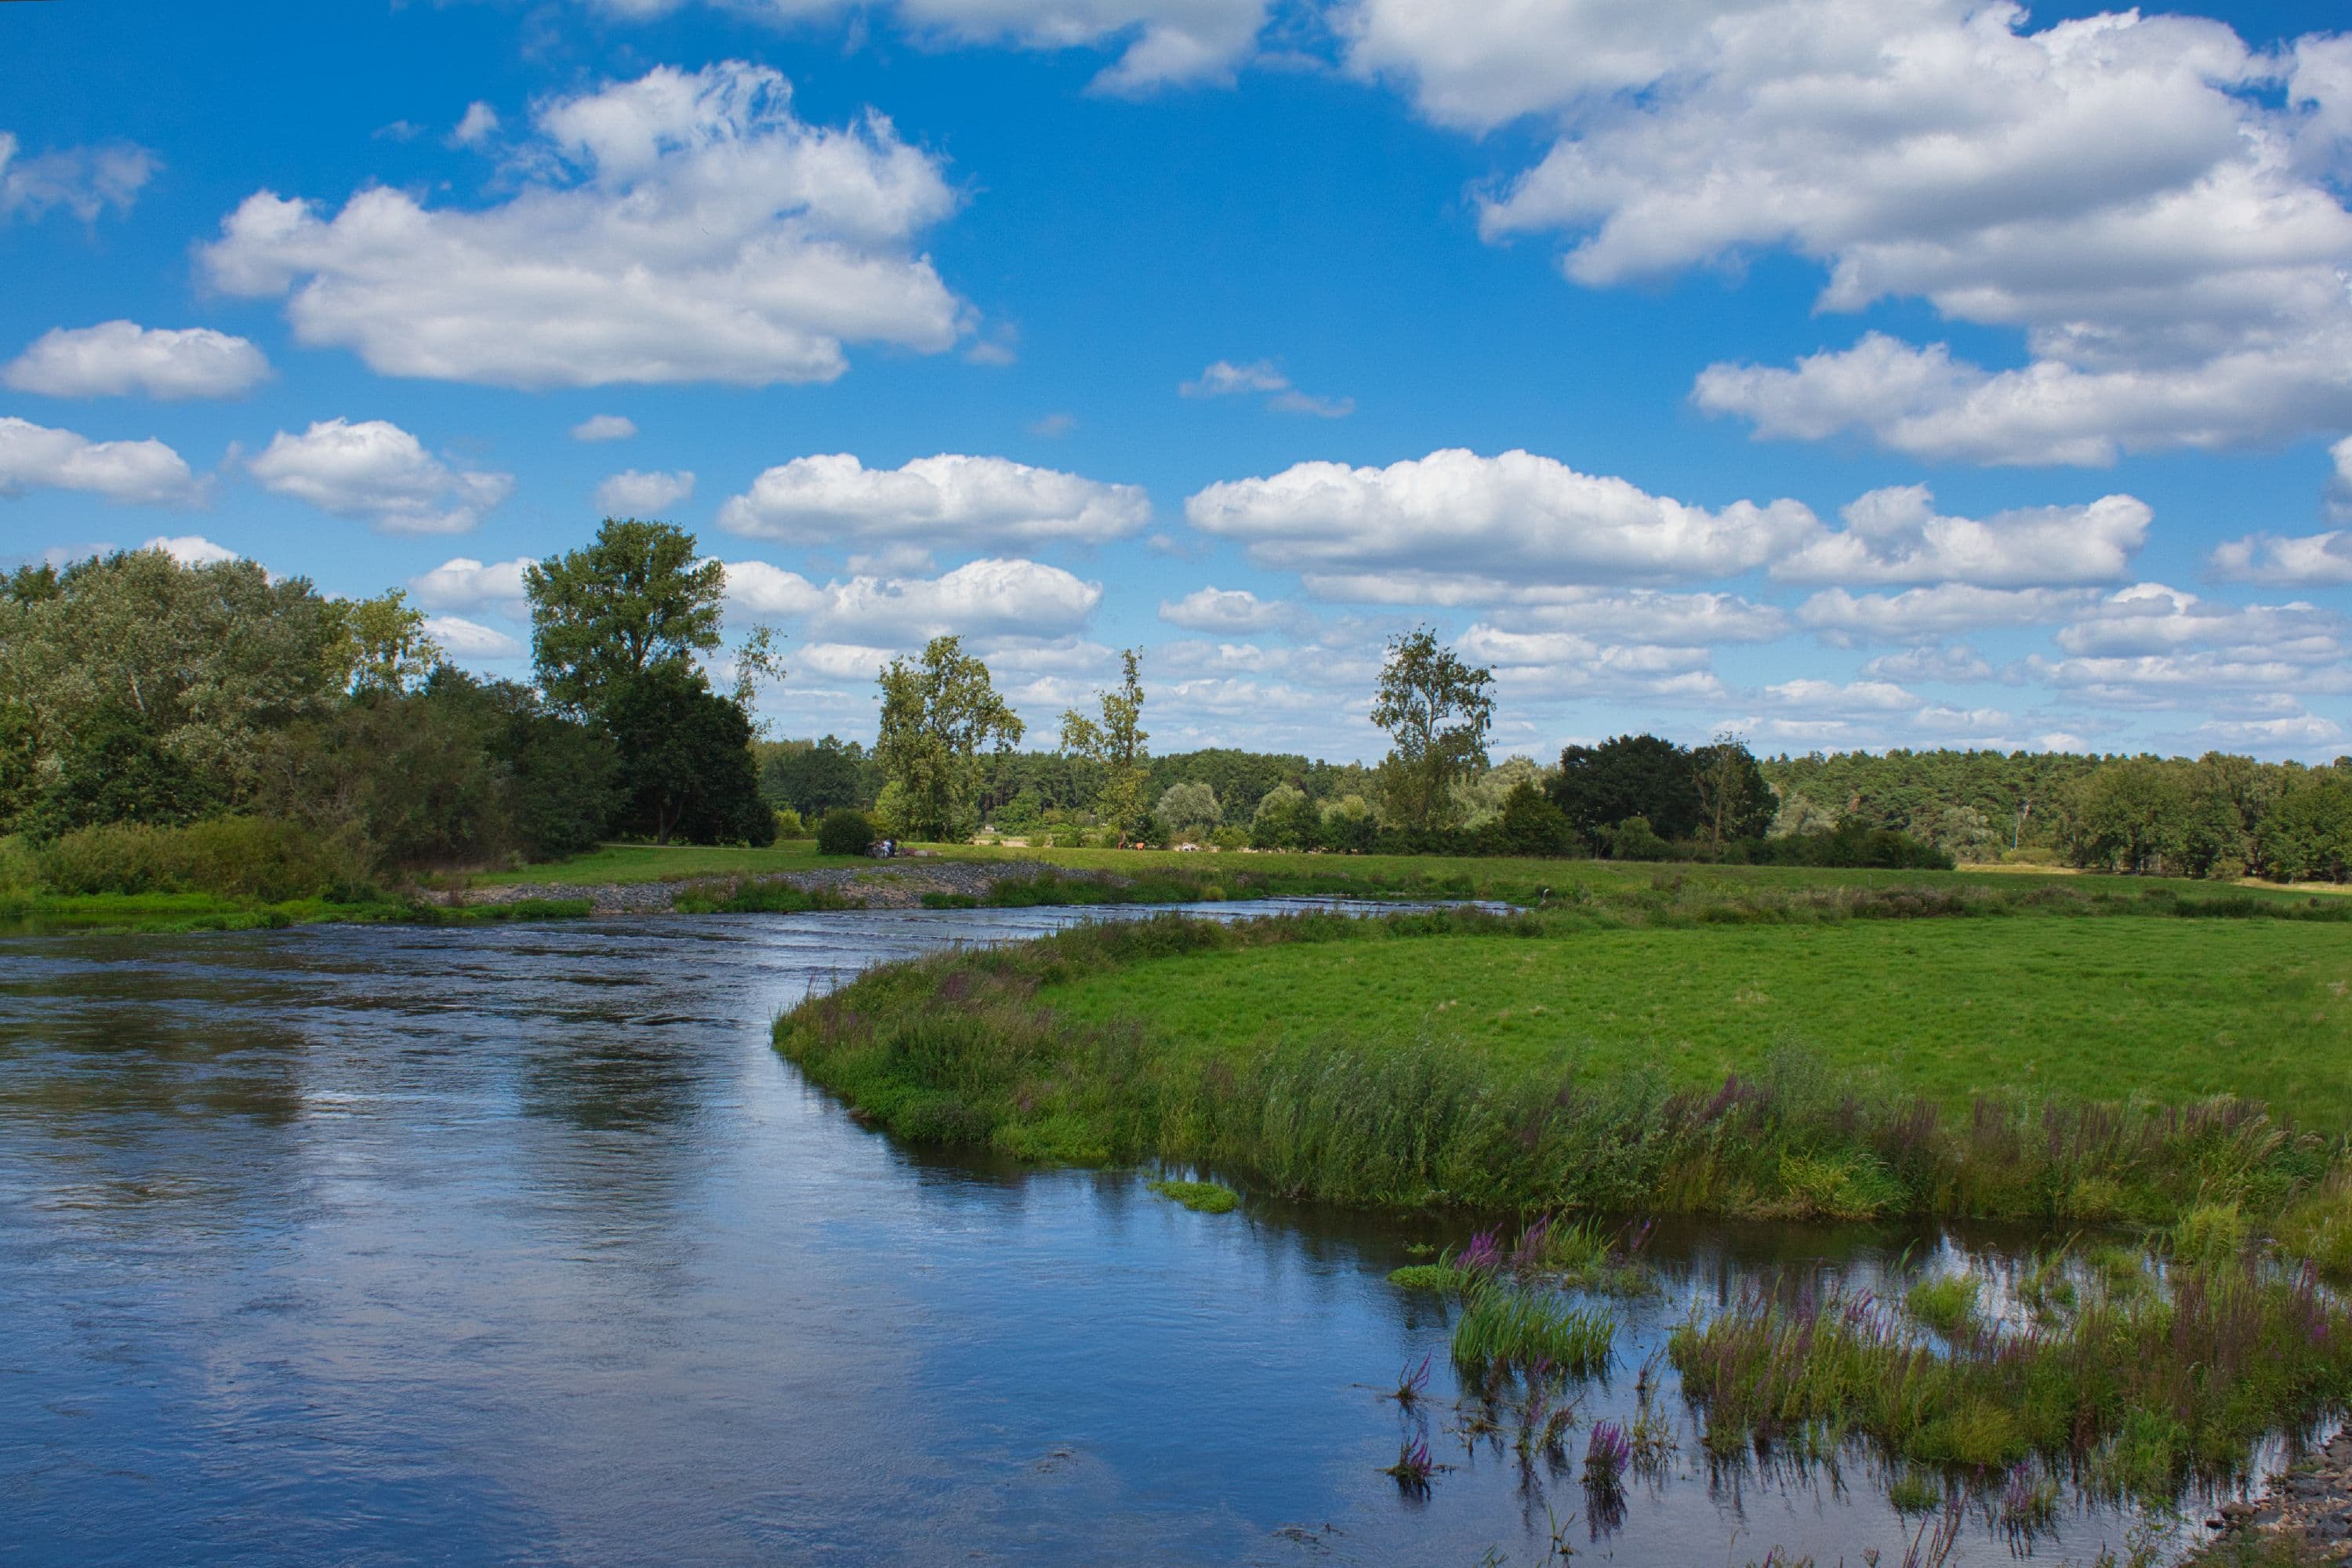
[1673, 1256, 2352, 1503]
[1886, 1468, 1944, 1514]
[1145, 1178, 1236, 1214]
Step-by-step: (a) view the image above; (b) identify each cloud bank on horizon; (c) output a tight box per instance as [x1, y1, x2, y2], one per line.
[5, 0, 2351, 762]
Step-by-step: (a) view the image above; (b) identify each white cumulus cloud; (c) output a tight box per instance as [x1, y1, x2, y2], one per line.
[247, 419, 514, 535]
[142, 534, 238, 566]
[2210, 530, 2352, 588]
[724, 556, 1102, 646]
[1157, 585, 1299, 633]
[0, 416, 204, 506]
[718, 452, 1149, 553]
[572, 414, 638, 442]
[199, 62, 964, 389]
[2052, 583, 2342, 662]
[1771, 485, 2149, 586]
[1798, 584, 2101, 642]
[423, 615, 525, 658]
[448, 102, 500, 147]
[596, 468, 695, 515]
[1180, 357, 1352, 416]
[0, 131, 155, 223]
[5, 321, 270, 401]
[1185, 448, 1820, 586]
[409, 556, 535, 614]
[1350, 0, 2352, 463]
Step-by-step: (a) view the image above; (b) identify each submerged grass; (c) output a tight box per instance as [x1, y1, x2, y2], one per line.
[1146, 1178, 1237, 1214]
[1668, 1258, 2352, 1501]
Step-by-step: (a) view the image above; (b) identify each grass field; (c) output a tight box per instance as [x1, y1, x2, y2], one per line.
[1044, 919, 2352, 1120]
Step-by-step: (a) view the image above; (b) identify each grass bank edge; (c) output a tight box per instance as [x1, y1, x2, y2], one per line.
[771, 901, 2352, 1251]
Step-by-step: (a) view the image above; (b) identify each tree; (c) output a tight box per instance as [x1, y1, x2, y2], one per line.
[333, 590, 443, 695]
[0, 547, 345, 829]
[604, 664, 773, 846]
[874, 636, 1025, 842]
[2064, 757, 2192, 874]
[524, 518, 725, 718]
[1552, 735, 1703, 843]
[1059, 648, 1150, 842]
[1692, 732, 1773, 855]
[1154, 779, 1221, 843]
[1494, 781, 1576, 858]
[2258, 774, 2352, 883]
[1250, 782, 1318, 849]
[760, 736, 869, 817]
[1370, 626, 1494, 832]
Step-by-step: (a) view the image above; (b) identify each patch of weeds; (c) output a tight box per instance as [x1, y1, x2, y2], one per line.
[1389, 1263, 1474, 1293]
[1147, 1178, 1238, 1214]
[1451, 1283, 1613, 1377]
[1904, 1274, 1980, 1337]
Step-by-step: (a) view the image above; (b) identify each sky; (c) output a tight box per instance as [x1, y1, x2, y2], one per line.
[6, 0, 2352, 765]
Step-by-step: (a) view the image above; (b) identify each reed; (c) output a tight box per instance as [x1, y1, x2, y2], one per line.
[1449, 1283, 1613, 1378]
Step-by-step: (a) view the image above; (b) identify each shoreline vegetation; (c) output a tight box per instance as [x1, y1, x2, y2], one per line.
[8, 833, 2346, 935]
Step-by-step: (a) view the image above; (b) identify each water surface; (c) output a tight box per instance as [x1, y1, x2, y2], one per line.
[0, 906, 2186, 1564]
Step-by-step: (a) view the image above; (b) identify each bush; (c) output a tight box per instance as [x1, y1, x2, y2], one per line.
[36, 815, 350, 902]
[772, 807, 808, 839]
[817, 808, 877, 857]
[1610, 815, 1674, 861]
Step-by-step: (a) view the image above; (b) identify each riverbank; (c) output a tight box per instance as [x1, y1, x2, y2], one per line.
[769, 897, 2351, 1228]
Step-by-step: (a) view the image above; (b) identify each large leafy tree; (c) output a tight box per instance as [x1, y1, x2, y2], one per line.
[605, 664, 773, 847]
[874, 636, 1024, 842]
[0, 547, 345, 830]
[524, 518, 725, 719]
[1552, 734, 1703, 843]
[1370, 626, 1494, 831]
[1692, 731, 1775, 854]
[332, 590, 444, 696]
[1058, 648, 1149, 841]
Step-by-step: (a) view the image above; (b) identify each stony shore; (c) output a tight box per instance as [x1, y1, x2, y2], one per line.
[2196, 1429, 2352, 1563]
[427, 858, 1118, 916]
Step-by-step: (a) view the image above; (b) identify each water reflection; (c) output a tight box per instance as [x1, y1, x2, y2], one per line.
[0, 907, 2205, 1565]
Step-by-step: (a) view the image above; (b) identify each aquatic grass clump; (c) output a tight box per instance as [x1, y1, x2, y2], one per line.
[1903, 1274, 1980, 1337]
[1450, 1283, 1613, 1378]
[1388, 1262, 1474, 1293]
[1146, 1178, 1237, 1213]
[1670, 1258, 2352, 1501]
[1383, 1436, 1437, 1494]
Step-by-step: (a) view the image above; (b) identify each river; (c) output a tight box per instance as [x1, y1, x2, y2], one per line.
[1, 906, 2193, 1565]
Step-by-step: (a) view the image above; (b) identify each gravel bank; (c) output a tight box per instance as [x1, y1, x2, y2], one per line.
[2197, 1428, 2352, 1562]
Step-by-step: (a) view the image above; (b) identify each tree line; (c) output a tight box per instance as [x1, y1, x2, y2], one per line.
[7, 520, 2348, 891]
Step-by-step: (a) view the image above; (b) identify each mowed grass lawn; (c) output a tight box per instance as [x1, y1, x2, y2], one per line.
[1045, 919, 2352, 1124]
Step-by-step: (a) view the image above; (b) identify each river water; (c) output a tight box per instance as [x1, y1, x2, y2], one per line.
[1, 906, 2191, 1565]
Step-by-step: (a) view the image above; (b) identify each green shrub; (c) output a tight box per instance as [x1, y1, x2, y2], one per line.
[36, 815, 347, 902]
[772, 807, 808, 839]
[817, 808, 876, 857]
[0, 833, 36, 897]
[1905, 1274, 1980, 1336]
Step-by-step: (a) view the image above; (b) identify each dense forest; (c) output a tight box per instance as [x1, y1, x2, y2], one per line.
[6, 533, 2350, 897]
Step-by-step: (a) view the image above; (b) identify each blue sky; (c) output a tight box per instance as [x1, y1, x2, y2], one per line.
[6, 0, 2352, 764]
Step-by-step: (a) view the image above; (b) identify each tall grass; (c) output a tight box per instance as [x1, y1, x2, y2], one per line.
[1450, 1283, 1614, 1377]
[34, 816, 364, 902]
[1669, 1259, 2352, 1501]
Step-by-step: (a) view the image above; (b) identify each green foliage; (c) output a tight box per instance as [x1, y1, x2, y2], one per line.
[758, 735, 873, 816]
[524, 517, 725, 719]
[1060, 648, 1151, 840]
[1609, 815, 1672, 861]
[2259, 773, 2352, 884]
[1693, 732, 1776, 850]
[605, 665, 772, 847]
[1371, 626, 1495, 832]
[1154, 779, 1222, 842]
[1495, 781, 1577, 857]
[875, 636, 1024, 842]
[1250, 782, 1322, 850]
[817, 808, 877, 857]
[1146, 1178, 1237, 1213]
[0, 547, 347, 832]
[35, 816, 357, 902]
[1388, 1262, 1473, 1292]
[1555, 735, 1704, 843]
[330, 589, 441, 695]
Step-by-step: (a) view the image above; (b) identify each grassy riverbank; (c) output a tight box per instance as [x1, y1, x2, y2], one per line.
[771, 894, 2351, 1229]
